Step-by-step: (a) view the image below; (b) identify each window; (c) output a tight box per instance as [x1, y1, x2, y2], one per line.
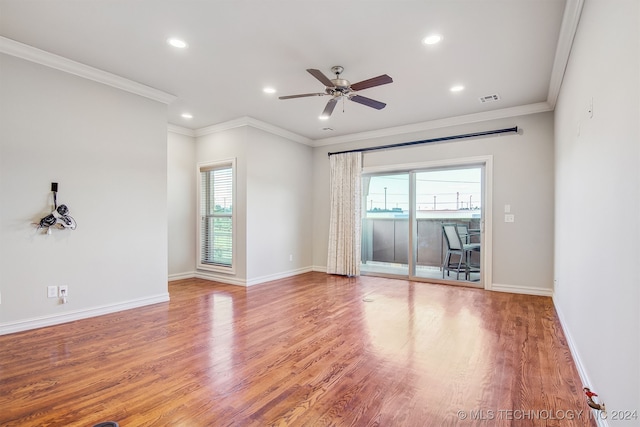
[198, 159, 235, 272]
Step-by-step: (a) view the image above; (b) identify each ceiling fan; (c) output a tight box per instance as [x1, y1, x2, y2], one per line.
[279, 66, 393, 118]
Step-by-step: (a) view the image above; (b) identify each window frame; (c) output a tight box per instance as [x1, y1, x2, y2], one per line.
[197, 158, 236, 274]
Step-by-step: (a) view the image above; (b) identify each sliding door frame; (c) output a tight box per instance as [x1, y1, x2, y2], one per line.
[362, 155, 493, 290]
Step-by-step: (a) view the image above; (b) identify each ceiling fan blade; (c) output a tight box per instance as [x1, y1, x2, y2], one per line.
[321, 98, 338, 117]
[307, 69, 335, 87]
[350, 95, 387, 110]
[350, 74, 393, 91]
[279, 92, 327, 100]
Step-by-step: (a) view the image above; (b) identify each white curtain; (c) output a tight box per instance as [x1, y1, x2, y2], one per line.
[327, 152, 362, 276]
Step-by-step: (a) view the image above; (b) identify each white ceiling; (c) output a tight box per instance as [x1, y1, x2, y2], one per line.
[0, 0, 575, 142]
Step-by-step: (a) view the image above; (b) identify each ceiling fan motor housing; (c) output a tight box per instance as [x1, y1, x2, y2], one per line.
[330, 66, 350, 92]
[331, 79, 351, 92]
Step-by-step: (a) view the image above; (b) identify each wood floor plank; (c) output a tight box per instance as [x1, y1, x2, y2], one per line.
[1, 273, 595, 426]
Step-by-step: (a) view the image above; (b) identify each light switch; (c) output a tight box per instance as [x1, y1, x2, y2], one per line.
[504, 204, 511, 213]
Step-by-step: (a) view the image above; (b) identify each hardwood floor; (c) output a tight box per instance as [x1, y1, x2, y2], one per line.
[1, 273, 595, 426]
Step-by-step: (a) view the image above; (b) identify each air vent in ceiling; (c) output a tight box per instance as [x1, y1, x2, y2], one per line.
[479, 94, 501, 103]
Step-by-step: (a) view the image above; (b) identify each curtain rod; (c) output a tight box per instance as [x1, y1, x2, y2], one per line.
[327, 126, 519, 157]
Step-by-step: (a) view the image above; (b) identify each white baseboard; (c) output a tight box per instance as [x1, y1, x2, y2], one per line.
[194, 270, 247, 286]
[168, 271, 196, 281]
[0, 293, 170, 336]
[553, 298, 609, 427]
[490, 283, 553, 296]
[195, 266, 314, 287]
[245, 267, 313, 286]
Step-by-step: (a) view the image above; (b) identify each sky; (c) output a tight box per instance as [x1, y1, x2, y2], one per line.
[364, 167, 481, 212]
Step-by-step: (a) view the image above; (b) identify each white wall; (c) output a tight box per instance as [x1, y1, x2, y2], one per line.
[167, 130, 196, 279]
[195, 123, 313, 285]
[553, 0, 639, 421]
[312, 113, 555, 293]
[245, 126, 313, 284]
[0, 54, 170, 333]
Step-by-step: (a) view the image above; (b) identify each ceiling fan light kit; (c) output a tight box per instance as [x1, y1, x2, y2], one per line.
[279, 66, 393, 119]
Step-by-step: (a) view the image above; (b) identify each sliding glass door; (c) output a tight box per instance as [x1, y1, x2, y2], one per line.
[361, 164, 484, 287]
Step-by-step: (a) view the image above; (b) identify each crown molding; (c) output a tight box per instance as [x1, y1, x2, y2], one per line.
[195, 117, 250, 136]
[312, 102, 552, 147]
[194, 116, 262, 137]
[245, 117, 313, 146]
[167, 124, 196, 137]
[546, 0, 585, 108]
[0, 36, 176, 105]
[195, 116, 312, 146]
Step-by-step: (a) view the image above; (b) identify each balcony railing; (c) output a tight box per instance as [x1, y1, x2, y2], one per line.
[361, 217, 481, 269]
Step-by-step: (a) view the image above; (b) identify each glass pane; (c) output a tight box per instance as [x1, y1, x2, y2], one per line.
[361, 173, 409, 276]
[414, 168, 482, 282]
[201, 216, 232, 266]
[212, 168, 232, 214]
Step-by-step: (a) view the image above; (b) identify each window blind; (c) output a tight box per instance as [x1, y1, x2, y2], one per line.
[200, 164, 233, 268]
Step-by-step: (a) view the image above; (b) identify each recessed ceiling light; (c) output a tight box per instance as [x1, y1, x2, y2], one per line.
[167, 38, 188, 49]
[319, 115, 330, 121]
[181, 113, 193, 119]
[422, 34, 442, 45]
[450, 85, 465, 92]
[263, 87, 276, 94]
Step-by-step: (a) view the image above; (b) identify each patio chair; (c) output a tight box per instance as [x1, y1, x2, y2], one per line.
[442, 223, 480, 280]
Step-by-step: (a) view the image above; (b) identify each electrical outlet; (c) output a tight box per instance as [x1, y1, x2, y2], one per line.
[289, 254, 293, 262]
[59, 285, 69, 304]
[48, 285, 58, 298]
[505, 214, 515, 223]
